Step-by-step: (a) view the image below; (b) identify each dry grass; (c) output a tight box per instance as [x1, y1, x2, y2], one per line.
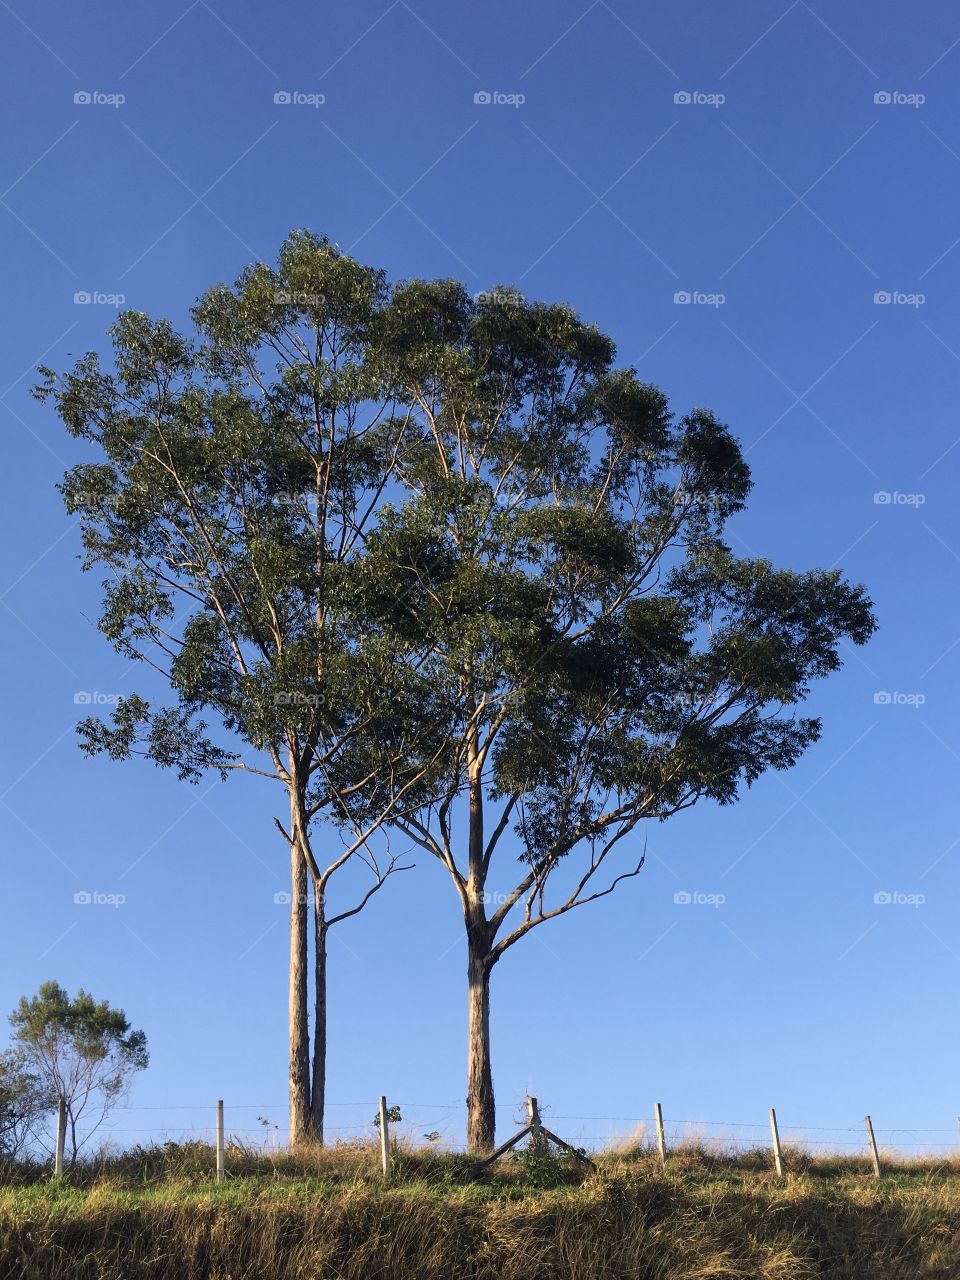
[3, 1140, 960, 1278]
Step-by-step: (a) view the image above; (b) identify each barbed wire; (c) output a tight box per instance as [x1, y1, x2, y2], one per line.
[83, 1101, 960, 1147]
[118, 1103, 373, 1111]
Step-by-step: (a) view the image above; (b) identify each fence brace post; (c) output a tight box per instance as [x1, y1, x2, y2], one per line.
[865, 1114, 881, 1178]
[654, 1102, 667, 1165]
[769, 1107, 784, 1178]
[527, 1096, 546, 1155]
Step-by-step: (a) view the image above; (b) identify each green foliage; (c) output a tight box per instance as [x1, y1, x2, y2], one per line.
[35, 231, 444, 836]
[37, 232, 874, 873]
[9, 983, 147, 1167]
[508, 1143, 587, 1189]
[349, 277, 876, 913]
[35, 235, 878, 1151]
[372, 1105, 402, 1128]
[0, 1053, 45, 1161]
[10, 983, 148, 1075]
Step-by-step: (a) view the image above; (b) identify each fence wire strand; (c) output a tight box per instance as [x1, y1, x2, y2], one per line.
[73, 1100, 960, 1155]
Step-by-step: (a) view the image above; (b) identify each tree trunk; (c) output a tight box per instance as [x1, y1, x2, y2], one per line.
[464, 701, 496, 1156]
[310, 896, 327, 1144]
[466, 933, 495, 1155]
[288, 841, 311, 1147]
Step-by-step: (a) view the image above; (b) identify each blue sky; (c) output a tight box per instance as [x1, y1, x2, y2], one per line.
[2, 0, 959, 1157]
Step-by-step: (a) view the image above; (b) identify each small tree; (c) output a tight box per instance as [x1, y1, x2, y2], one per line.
[10, 982, 148, 1167]
[0, 1050, 46, 1161]
[353, 281, 877, 1153]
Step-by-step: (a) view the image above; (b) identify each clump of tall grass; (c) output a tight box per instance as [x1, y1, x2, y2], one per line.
[6, 1135, 960, 1191]
[4, 1140, 960, 1278]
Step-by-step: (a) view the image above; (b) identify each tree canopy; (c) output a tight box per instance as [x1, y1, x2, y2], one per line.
[37, 234, 876, 1155]
[35, 231, 443, 1144]
[10, 982, 147, 1166]
[346, 278, 877, 1150]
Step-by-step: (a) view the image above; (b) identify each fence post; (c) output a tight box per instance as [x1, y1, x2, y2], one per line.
[654, 1103, 667, 1165]
[527, 1096, 546, 1155]
[215, 1100, 225, 1183]
[769, 1107, 784, 1178]
[864, 1115, 881, 1178]
[53, 1098, 66, 1177]
[379, 1095, 392, 1178]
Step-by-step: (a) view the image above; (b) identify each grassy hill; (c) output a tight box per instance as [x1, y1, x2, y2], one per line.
[3, 1142, 960, 1279]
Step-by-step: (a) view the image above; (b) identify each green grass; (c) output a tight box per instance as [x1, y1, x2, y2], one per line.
[4, 1141, 960, 1278]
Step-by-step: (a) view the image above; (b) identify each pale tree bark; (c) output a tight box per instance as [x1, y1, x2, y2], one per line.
[465, 915, 495, 1154]
[284, 766, 415, 1148]
[464, 708, 496, 1153]
[396, 780, 657, 1155]
[288, 840, 311, 1147]
[310, 898, 327, 1142]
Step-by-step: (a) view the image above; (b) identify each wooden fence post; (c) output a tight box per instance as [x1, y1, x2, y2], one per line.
[215, 1100, 225, 1183]
[654, 1103, 667, 1165]
[379, 1096, 392, 1178]
[769, 1107, 784, 1178]
[527, 1096, 546, 1155]
[864, 1115, 881, 1178]
[53, 1098, 66, 1178]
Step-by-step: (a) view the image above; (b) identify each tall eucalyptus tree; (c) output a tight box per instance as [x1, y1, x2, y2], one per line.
[355, 280, 876, 1153]
[37, 232, 438, 1144]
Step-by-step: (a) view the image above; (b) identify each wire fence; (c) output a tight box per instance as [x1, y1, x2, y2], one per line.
[64, 1099, 960, 1160]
